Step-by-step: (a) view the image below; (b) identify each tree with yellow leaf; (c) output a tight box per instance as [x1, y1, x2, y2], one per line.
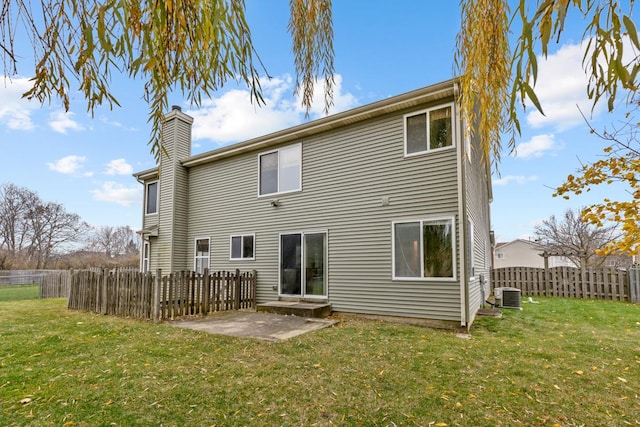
[0, 0, 334, 160]
[456, 0, 639, 255]
[554, 103, 640, 255]
[1, 0, 638, 250]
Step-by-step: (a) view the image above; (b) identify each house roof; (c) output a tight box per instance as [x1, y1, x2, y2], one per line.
[133, 166, 159, 181]
[181, 78, 459, 168]
[495, 239, 543, 251]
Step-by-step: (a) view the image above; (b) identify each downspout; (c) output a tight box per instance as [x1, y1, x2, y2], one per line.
[454, 82, 469, 328]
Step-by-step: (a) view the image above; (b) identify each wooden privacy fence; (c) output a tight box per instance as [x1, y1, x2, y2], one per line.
[68, 269, 256, 321]
[40, 271, 72, 299]
[491, 266, 636, 302]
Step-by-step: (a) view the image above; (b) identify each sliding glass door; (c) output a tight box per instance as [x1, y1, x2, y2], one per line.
[280, 232, 326, 297]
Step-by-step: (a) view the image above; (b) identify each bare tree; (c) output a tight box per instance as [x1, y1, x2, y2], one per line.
[25, 202, 89, 268]
[534, 208, 620, 268]
[88, 225, 139, 258]
[0, 183, 39, 254]
[0, 183, 89, 268]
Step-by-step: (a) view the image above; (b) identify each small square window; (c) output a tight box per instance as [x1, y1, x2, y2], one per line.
[404, 104, 454, 156]
[230, 234, 255, 260]
[259, 144, 301, 196]
[393, 217, 455, 280]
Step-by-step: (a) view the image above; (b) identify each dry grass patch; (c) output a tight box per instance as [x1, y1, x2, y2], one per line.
[0, 297, 638, 426]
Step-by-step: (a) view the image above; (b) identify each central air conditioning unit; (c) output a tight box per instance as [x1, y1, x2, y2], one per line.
[493, 287, 522, 309]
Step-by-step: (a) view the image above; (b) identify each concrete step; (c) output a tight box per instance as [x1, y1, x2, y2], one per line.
[256, 301, 331, 318]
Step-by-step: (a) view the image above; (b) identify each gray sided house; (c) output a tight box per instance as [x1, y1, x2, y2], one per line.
[134, 78, 493, 329]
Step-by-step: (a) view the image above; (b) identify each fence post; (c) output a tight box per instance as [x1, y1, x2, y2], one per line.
[251, 269, 257, 309]
[153, 269, 162, 322]
[234, 269, 241, 310]
[203, 268, 211, 315]
[629, 268, 639, 303]
[100, 268, 108, 314]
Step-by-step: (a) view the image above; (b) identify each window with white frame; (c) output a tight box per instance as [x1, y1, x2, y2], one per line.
[404, 103, 454, 156]
[259, 144, 301, 195]
[393, 217, 455, 279]
[496, 253, 505, 259]
[230, 234, 255, 260]
[145, 181, 158, 215]
[141, 242, 150, 273]
[194, 238, 210, 274]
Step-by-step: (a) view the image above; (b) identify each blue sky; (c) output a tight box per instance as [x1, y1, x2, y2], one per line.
[0, 1, 632, 243]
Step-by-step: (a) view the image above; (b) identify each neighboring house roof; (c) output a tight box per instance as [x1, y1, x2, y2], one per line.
[495, 239, 542, 251]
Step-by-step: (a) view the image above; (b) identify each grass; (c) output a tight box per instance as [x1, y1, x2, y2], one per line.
[0, 284, 39, 302]
[0, 298, 638, 426]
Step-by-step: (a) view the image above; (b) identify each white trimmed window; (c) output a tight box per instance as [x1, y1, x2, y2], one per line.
[404, 103, 454, 156]
[141, 242, 150, 273]
[230, 234, 255, 260]
[259, 144, 301, 196]
[393, 217, 456, 280]
[145, 181, 158, 215]
[194, 238, 210, 274]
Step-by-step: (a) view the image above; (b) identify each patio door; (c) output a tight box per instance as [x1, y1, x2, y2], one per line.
[280, 232, 327, 297]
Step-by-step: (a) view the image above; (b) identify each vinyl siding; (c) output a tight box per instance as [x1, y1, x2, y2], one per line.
[463, 128, 493, 325]
[186, 102, 463, 322]
[153, 110, 193, 273]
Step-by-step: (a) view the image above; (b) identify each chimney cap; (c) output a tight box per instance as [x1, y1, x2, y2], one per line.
[171, 105, 182, 111]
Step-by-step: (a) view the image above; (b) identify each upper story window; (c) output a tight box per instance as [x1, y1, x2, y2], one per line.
[259, 144, 301, 196]
[145, 181, 158, 215]
[404, 103, 454, 156]
[393, 217, 456, 280]
[230, 234, 255, 260]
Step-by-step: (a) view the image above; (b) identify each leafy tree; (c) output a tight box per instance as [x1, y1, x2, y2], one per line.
[534, 208, 621, 268]
[3, 0, 634, 162]
[456, 0, 638, 163]
[456, 0, 639, 255]
[2, 1, 638, 252]
[555, 102, 640, 255]
[0, 0, 333, 160]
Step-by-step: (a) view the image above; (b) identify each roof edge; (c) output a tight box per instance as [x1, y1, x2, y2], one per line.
[133, 167, 159, 181]
[182, 78, 459, 168]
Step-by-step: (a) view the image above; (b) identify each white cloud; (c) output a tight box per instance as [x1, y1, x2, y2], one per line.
[187, 74, 358, 145]
[525, 42, 604, 131]
[514, 134, 560, 159]
[0, 77, 38, 131]
[47, 155, 87, 174]
[105, 158, 133, 175]
[49, 110, 84, 134]
[91, 181, 141, 206]
[492, 175, 539, 186]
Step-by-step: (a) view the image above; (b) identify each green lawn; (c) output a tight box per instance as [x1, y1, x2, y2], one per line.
[0, 284, 39, 302]
[0, 298, 638, 426]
